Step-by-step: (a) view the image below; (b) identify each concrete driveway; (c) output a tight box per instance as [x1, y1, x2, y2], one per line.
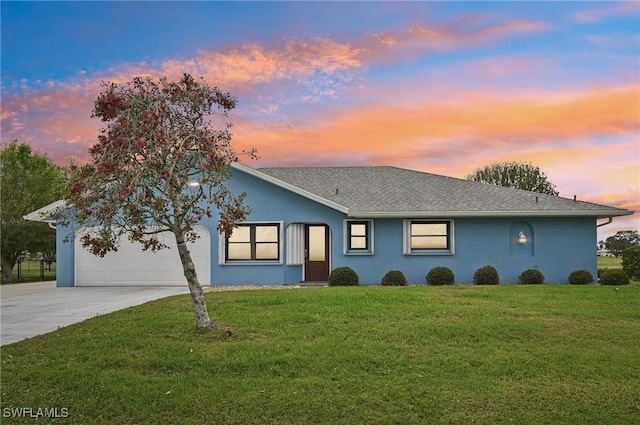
[0, 282, 189, 346]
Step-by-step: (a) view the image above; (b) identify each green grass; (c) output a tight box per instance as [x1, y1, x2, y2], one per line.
[598, 256, 623, 270]
[2, 285, 640, 424]
[2, 261, 56, 284]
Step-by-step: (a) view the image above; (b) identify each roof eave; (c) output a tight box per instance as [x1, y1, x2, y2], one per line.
[23, 200, 68, 223]
[348, 209, 634, 219]
[232, 162, 350, 214]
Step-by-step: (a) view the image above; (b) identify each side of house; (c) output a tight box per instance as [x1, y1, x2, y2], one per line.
[210, 165, 600, 285]
[37, 163, 632, 287]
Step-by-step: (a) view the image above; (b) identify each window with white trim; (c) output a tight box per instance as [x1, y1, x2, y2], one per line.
[225, 223, 281, 262]
[344, 220, 374, 255]
[403, 220, 453, 255]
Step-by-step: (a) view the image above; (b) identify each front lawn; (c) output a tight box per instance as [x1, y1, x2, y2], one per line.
[1, 285, 639, 424]
[598, 255, 623, 270]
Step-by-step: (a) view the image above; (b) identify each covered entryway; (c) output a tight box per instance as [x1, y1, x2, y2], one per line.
[304, 224, 330, 282]
[74, 226, 210, 286]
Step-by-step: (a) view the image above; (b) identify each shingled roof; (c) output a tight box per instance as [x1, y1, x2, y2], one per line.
[233, 163, 632, 219]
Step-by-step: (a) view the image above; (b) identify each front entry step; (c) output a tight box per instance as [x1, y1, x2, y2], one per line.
[299, 282, 328, 287]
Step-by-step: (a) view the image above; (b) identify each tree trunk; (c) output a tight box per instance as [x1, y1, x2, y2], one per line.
[174, 230, 213, 329]
[1, 257, 15, 282]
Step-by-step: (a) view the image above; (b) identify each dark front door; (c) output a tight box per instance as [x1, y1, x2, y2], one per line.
[305, 224, 329, 281]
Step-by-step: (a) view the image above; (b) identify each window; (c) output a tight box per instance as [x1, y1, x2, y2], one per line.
[404, 220, 453, 255]
[344, 220, 373, 255]
[225, 223, 281, 261]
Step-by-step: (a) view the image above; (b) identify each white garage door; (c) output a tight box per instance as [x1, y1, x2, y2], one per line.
[75, 226, 210, 286]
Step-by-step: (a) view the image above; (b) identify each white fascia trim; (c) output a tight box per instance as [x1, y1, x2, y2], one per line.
[232, 162, 349, 214]
[23, 199, 68, 223]
[348, 210, 634, 219]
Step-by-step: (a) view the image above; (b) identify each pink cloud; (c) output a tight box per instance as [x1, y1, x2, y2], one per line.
[1, 11, 554, 163]
[575, 0, 640, 23]
[361, 16, 549, 63]
[154, 37, 365, 95]
[1, 17, 636, 239]
[1, 35, 366, 164]
[234, 83, 639, 235]
[238, 84, 638, 158]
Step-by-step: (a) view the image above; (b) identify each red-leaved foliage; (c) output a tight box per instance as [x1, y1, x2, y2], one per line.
[59, 73, 257, 257]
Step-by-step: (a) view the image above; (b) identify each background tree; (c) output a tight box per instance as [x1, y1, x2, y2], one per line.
[58, 74, 255, 329]
[604, 230, 639, 257]
[1, 141, 65, 282]
[466, 161, 559, 195]
[622, 246, 640, 280]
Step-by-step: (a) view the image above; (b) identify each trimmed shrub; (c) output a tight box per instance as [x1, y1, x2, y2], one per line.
[519, 269, 545, 284]
[473, 265, 500, 285]
[381, 270, 408, 286]
[426, 267, 454, 285]
[622, 246, 640, 280]
[568, 270, 594, 285]
[599, 269, 630, 286]
[328, 267, 359, 286]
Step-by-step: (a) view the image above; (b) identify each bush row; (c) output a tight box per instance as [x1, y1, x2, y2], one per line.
[328, 268, 410, 286]
[328, 266, 630, 286]
[425, 266, 547, 285]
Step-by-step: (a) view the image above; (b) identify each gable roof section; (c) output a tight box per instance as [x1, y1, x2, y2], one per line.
[234, 163, 632, 219]
[232, 163, 349, 214]
[22, 199, 67, 224]
[25, 164, 633, 223]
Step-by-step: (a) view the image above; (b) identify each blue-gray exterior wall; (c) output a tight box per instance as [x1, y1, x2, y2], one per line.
[55, 166, 598, 286]
[207, 167, 347, 285]
[56, 222, 75, 287]
[341, 216, 596, 284]
[211, 168, 598, 285]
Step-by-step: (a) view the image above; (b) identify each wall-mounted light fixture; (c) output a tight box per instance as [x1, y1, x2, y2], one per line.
[518, 231, 527, 244]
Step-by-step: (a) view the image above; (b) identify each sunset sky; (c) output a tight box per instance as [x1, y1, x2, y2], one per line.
[2, 1, 638, 240]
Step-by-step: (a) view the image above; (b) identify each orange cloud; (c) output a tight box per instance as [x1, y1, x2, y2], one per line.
[1, 10, 555, 162]
[236, 84, 639, 162]
[1, 35, 366, 163]
[151, 37, 365, 96]
[234, 83, 639, 234]
[503, 143, 639, 208]
[594, 194, 639, 239]
[1, 18, 636, 237]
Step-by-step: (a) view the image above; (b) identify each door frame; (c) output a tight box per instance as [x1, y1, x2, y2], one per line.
[303, 224, 330, 282]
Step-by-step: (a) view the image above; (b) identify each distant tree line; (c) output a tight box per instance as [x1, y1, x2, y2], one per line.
[0, 141, 65, 282]
[466, 161, 559, 195]
[599, 230, 640, 257]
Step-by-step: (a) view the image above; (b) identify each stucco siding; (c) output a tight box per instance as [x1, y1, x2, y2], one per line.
[55, 165, 599, 287]
[331, 217, 596, 285]
[209, 167, 347, 285]
[211, 169, 598, 285]
[56, 223, 75, 287]
[209, 171, 599, 285]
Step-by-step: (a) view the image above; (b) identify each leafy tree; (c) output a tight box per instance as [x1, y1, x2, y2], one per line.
[466, 161, 559, 195]
[58, 74, 255, 329]
[622, 246, 640, 280]
[604, 230, 640, 258]
[0, 141, 65, 282]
